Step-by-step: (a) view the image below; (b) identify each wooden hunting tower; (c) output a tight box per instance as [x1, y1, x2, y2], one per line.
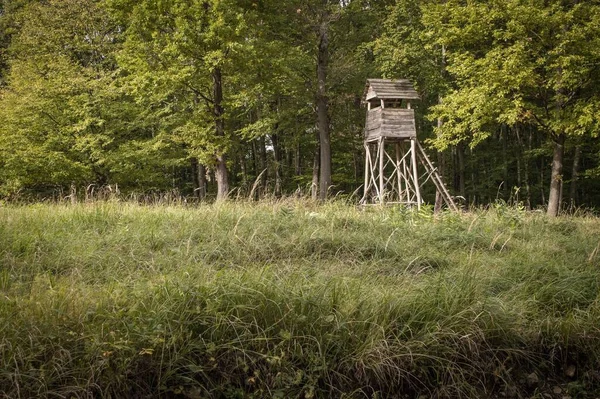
[361, 79, 457, 210]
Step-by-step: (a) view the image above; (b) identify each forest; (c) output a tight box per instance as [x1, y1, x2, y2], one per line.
[1, 0, 599, 214]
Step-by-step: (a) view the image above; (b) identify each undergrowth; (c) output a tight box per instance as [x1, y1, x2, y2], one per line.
[1, 200, 600, 398]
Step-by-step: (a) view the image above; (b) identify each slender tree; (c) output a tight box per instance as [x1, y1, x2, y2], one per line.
[0, 0, 125, 194]
[114, 0, 262, 200]
[426, 0, 600, 216]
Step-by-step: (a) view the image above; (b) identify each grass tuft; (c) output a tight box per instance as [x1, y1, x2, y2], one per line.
[1, 201, 600, 397]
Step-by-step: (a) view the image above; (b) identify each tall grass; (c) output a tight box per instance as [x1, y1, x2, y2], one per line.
[1, 200, 600, 397]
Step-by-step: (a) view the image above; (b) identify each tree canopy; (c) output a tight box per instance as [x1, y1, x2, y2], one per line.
[0, 0, 599, 213]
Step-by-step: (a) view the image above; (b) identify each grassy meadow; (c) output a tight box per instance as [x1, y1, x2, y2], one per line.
[1, 200, 600, 398]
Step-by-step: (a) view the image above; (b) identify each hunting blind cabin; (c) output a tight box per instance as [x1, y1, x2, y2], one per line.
[360, 79, 457, 211]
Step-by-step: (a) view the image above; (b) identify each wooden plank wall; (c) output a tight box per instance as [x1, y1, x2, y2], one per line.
[365, 107, 382, 137]
[364, 108, 416, 140]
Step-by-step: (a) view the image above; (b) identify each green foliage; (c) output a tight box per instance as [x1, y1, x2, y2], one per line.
[0, 0, 185, 196]
[373, 0, 600, 210]
[0, 0, 599, 208]
[374, 0, 446, 96]
[427, 0, 600, 149]
[113, 0, 260, 164]
[0, 0, 112, 193]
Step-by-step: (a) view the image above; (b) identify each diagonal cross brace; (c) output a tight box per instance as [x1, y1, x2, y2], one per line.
[415, 141, 458, 212]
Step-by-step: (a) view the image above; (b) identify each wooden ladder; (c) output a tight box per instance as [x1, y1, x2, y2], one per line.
[416, 141, 459, 212]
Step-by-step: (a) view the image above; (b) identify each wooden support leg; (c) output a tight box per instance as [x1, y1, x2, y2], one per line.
[379, 138, 385, 204]
[400, 142, 411, 203]
[411, 138, 421, 209]
[395, 142, 403, 203]
[362, 142, 370, 204]
[415, 140, 458, 211]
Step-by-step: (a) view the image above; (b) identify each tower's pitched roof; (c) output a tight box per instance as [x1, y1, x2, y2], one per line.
[363, 79, 421, 101]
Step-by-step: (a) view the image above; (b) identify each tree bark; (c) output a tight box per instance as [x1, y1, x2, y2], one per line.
[316, 18, 331, 201]
[239, 154, 248, 188]
[524, 126, 532, 208]
[285, 145, 292, 175]
[198, 163, 207, 199]
[212, 67, 229, 201]
[434, 116, 445, 213]
[191, 157, 207, 199]
[191, 157, 200, 196]
[470, 147, 477, 205]
[271, 132, 282, 197]
[569, 144, 582, 207]
[259, 135, 268, 195]
[434, 46, 446, 213]
[215, 155, 228, 200]
[501, 124, 509, 198]
[312, 137, 320, 201]
[540, 158, 545, 206]
[457, 142, 466, 199]
[547, 134, 565, 217]
[499, 123, 513, 201]
[199, 163, 207, 199]
[295, 141, 302, 176]
[251, 140, 258, 177]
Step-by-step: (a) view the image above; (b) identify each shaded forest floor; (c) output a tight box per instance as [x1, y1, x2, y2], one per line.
[1, 201, 600, 398]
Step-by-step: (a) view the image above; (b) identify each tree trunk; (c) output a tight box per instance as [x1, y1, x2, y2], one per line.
[550, 46, 567, 214]
[191, 157, 200, 196]
[251, 140, 258, 177]
[540, 158, 545, 206]
[515, 124, 531, 208]
[191, 157, 207, 199]
[295, 141, 302, 175]
[213, 67, 229, 201]
[353, 151, 360, 184]
[208, 168, 215, 192]
[457, 142, 466, 199]
[271, 132, 282, 197]
[470, 147, 477, 205]
[316, 18, 331, 201]
[259, 135, 268, 195]
[524, 127, 532, 208]
[239, 154, 248, 188]
[198, 163, 207, 199]
[434, 46, 446, 213]
[547, 134, 565, 217]
[199, 163, 207, 199]
[215, 155, 228, 200]
[569, 145, 581, 207]
[481, 157, 489, 204]
[285, 145, 292, 174]
[434, 116, 445, 213]
[312, 138, 320, 201]
[501, 124, 509, 198]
